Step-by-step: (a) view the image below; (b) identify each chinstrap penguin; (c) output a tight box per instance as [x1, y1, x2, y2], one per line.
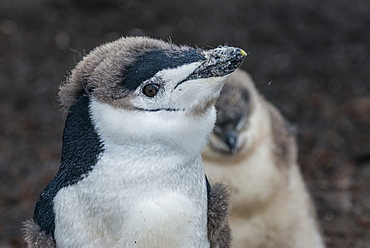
[203, 69, 325, 248]
[23, 36, 246, 248]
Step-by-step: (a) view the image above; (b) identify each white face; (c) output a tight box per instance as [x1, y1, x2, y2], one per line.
[90, 62, 230, 156]
[130, 61, 228, 112]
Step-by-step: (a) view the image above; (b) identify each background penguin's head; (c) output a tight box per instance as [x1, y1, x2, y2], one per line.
[208, 69, 254, 155]
[59, 36, 245, 151]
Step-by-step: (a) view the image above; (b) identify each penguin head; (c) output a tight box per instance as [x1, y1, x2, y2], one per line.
[208, 69, 253, 155]
[60, 36, 245, 153]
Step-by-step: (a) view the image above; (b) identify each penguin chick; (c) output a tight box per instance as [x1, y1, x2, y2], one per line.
[203, 69, 325, 248]
[23, 36, 246, 248]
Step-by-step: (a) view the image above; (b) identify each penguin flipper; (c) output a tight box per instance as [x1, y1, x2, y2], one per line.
[207, 180, 232, 248]
[22, 218, 56, 248]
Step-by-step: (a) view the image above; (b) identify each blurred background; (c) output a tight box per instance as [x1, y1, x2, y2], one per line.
[0, 0, 369, 247]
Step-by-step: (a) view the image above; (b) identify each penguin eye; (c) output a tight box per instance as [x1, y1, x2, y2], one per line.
[143, 84, 160, 97]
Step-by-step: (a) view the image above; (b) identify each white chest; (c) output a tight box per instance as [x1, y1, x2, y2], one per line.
[53, 146, 209, 248]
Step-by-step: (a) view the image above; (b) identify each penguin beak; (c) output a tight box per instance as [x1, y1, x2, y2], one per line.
[223, 130, 239, 154]
[186, 47, 247, 81]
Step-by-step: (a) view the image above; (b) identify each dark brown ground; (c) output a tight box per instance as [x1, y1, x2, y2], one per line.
[0, 0, 369, 247]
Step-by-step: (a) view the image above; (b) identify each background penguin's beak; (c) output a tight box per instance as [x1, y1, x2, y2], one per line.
[186, 47, 247, 81]
[223, 130, 239, 154]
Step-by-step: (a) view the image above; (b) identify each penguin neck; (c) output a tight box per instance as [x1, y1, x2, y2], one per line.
[59, 93, 104, 182]
[89, 97, 216, 161]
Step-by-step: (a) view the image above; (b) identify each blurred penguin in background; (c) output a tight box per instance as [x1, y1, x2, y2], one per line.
[203, 69, 325, 248]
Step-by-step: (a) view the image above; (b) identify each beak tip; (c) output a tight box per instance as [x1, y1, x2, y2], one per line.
[231, 147, 238, 154]
[239, 49, 247, 57]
